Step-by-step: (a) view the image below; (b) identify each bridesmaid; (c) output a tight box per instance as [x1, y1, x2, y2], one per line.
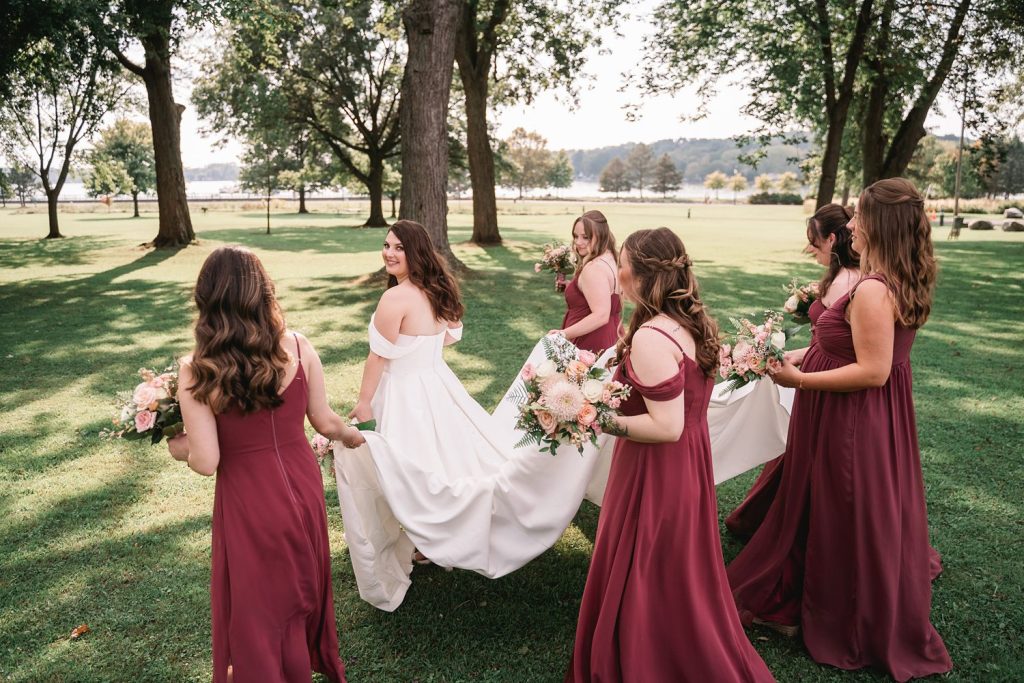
[728, 179, 952, 680]
[550, 210, 623, 353]
[167, 246, 362, 682]
[725, 203, 859, 539]
[567, 228, 774, 682]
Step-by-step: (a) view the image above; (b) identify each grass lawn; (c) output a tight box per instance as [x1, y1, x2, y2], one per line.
[1, 200, 1022, 681]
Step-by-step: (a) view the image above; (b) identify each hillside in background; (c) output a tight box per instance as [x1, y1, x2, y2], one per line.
[567, 137, 813, 181]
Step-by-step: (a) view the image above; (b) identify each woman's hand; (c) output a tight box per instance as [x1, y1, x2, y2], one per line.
[784, 346, 808, 367]
[770, 360, 803, 389]
[339, 425, 366, 449]
[547, 329, 565, 337]
[349, 401, 373, 423]
[167, 433, 189, 461]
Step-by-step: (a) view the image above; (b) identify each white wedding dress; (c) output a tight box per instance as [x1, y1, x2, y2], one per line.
[333, 320, 793, 611]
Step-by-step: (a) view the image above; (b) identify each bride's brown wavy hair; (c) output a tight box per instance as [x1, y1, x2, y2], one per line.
[615, 228, 720, 378]
[856, 178, 936, 328]
[386, 220, 464, 322]
[189, 246, 290, 414]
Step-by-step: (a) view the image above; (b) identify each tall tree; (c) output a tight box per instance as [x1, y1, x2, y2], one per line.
[0, 29, 127, 238]
[644, 0, 876, 209]
[644, 0, 1023, 206]
[728, 173, 747, 204]
[626, 143, 656, 199]
[548, 151, 574, 197]
[102, 0, 238, 246]
[399, 0, 462, 265]
[500, 127, 554, 199]
[753, 173, 774, 192]
[454, 0, 627, 244]
[7, 164, 39, 207]
[704, 170, 727, 201]
[0, 167, 11, 207]
[598, 157, 630, 198]
[651, 154, 682, 198]
[86, 118, 156, 217]
[195, 1, 403, 227]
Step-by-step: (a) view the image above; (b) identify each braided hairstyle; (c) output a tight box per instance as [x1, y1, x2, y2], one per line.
[615, 228, 720, 377]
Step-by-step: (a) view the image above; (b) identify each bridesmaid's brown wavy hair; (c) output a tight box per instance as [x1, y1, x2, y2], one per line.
[807, 203, 859, 297]
[856, 178, 936, 328]
[615, 228, 720, 378]
[572, 210, 617, 277]
[189, 246, 290, 414]
[386, 220, 464, 322]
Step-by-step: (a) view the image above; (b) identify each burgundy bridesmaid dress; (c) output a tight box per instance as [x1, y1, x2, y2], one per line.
[725, 298, 828, 539]
[726, 276, 952, 681]
[561, 261, 623, 354]
[567, 328, 774, 682]
[724, 296, 943, 580]
[210, 339, 346, 682]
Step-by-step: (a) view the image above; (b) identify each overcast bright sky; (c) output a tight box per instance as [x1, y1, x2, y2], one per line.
[176, 2, 963, 168]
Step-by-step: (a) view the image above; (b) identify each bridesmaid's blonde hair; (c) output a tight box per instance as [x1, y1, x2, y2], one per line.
[856, 178, 936, 328]
[572, 210, 617, 277]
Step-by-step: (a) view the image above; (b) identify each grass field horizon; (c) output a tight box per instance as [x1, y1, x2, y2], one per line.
[2, 202, 1022, 681]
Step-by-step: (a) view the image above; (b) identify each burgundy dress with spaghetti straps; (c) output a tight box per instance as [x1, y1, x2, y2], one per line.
[561, 259, 623, 353]
[724, 295, 942, 579]
[209, 336, 346, 682]
[726, 276, 951, 681]
[567, 327, 774, 682]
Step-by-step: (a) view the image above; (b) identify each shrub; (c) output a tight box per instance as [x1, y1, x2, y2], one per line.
[748, 192, 803, 205]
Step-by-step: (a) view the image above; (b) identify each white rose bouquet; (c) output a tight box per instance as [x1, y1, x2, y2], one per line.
[782, 278, 820, 324]
[513, 335, 630, 455]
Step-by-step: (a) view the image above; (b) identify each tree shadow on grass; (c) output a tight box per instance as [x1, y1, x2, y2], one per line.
[0, 235, 120, 270]
[0, 248, 191, 415]
[197, 224, 380, 255]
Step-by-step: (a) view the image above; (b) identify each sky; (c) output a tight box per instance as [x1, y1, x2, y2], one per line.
[175, 4, 964, 168]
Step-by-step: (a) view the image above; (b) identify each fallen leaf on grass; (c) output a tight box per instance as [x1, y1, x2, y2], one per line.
[70, 624, 90, 640]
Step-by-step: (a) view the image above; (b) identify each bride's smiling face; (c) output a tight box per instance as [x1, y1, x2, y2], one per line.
[382, 231, 408, 279]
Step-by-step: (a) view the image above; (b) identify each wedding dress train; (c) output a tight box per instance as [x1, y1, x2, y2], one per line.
[333, 322, 792, 610]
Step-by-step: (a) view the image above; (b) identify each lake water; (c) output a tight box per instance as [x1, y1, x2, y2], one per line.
[50, 179, 757, 202]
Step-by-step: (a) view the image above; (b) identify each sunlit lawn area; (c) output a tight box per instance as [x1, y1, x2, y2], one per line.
[1, 200, 1022, 681]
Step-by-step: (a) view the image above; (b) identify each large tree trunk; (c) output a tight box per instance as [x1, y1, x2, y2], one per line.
[456, 25, 501, 245]
[399, 0, 462, 266]
[45, 189, 62, 238]
[364, 155, 389, 227]
[113, 23, 195, 248]
[298, 186, 308, 214]
[132, 190, 140, 217]
[812, 0, 875, 209]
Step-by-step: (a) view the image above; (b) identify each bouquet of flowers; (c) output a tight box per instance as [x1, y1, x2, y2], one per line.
[101, 363, 183, 444]
[512, 335, 630, 455]
[718, 311, 789, 393]
[534, 243, 575, 290]
[783, 278, 820, 324]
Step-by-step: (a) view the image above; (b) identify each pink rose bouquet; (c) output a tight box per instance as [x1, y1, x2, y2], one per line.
[534, 243, 575, 290]
[101, 363, 183, 444]
[513, 335, 630, 455]
[719, 311, 790, 393]
[782, 278, 820, 324]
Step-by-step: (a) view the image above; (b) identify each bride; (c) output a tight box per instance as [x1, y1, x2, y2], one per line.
[335, 219, 614, 611]
[334, 219, 793, 611]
